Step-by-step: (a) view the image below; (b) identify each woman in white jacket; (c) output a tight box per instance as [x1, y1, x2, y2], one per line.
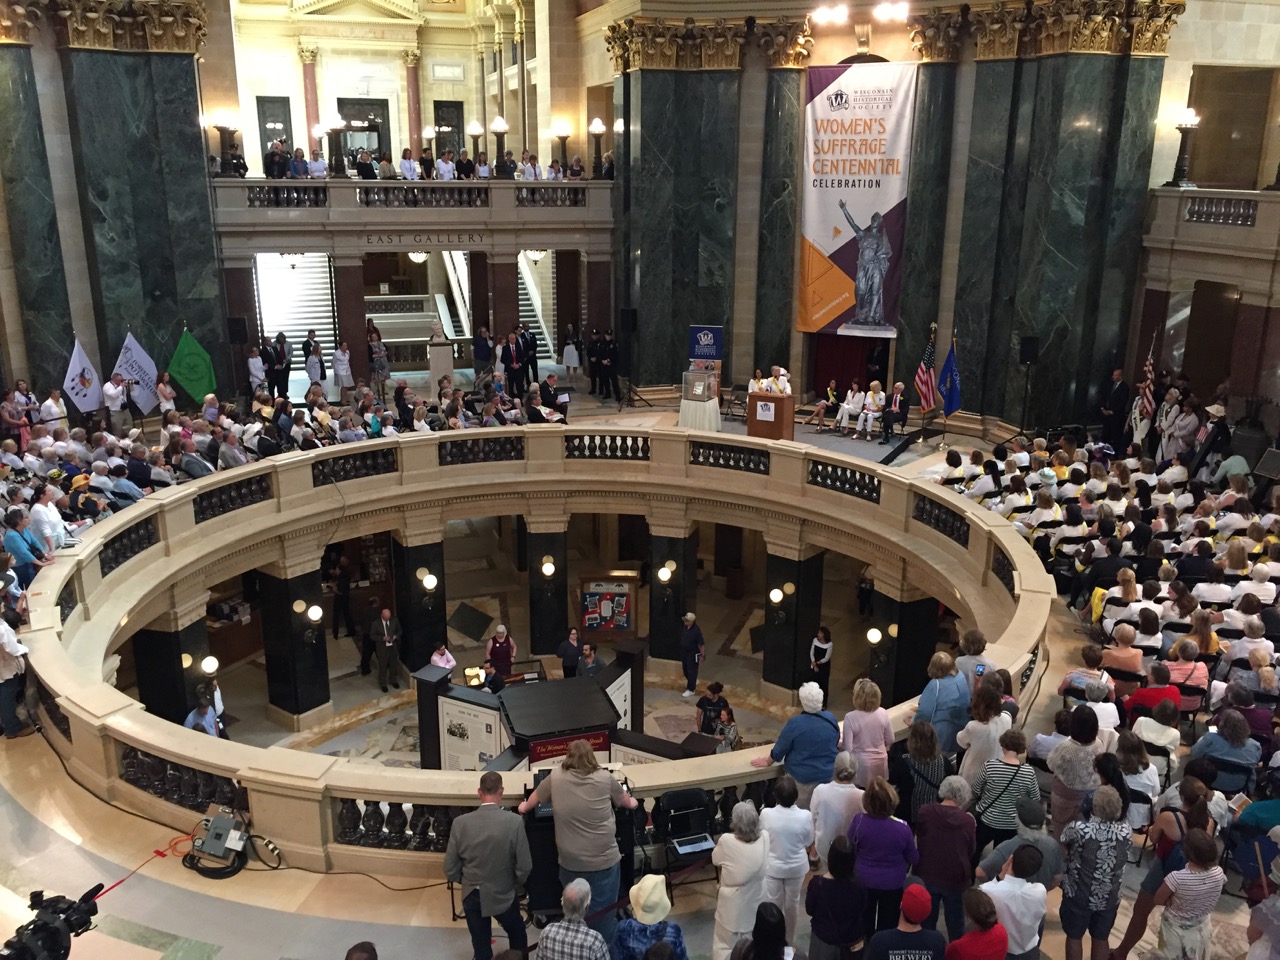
[711, 801, 771, 960]
[836, 382, 866, 436]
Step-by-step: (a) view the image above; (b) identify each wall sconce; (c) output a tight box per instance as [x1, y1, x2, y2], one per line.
[181, 653, 194, 669]
[419, 568, 439, 610]
[1165, 107, 1201, 188]
[872, 1, 908, 21]
[888, 623, 899, 638]
[769, 583, 793, 624]
[551, 118, 572, 168]
[422, 126, 436, 143]
[466, 119, 484, 156]
[408, 251, 428, 264]
[811, 4, 849, 25]
[200, 655, 220, 676]
[294, 599, 323, 644]
[866, 628, 883, 645]
[541, 556, 556, 578]
[525, 249, 548, 264]
[656, 562, 675, 605]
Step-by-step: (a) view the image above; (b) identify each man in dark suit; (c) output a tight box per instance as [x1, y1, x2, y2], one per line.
[260, 338, 280, 398]
[371, 606, 401, 692]
[444, 771, 531, 960]
[1100, 368, 1130, 449]
[518, 324, 540, 384]
[539, 372, 568, 422]
[499, 332, 525, 397]
[586, 329, 603, 395]
[273, 332, 293, 399]
[479, 659, 504, 694]
[601, 330, 620, 401]
[1176, 540, 1217, 581]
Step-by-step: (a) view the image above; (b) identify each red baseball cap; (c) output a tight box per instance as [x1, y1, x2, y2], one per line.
[900, 884, 932, 924]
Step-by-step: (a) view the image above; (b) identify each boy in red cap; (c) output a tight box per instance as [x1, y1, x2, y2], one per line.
[865, 884, 946, 960]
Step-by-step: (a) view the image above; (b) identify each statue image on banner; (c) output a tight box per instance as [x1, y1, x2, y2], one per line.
[838, 200, 890, 327]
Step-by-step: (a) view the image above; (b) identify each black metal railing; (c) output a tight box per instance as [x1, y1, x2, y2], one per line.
[564, 434, 650, 461]
[194, 475, 274, 524]
[119, 745, 241, 813]
[438, 436, 526, 466]
[35, 678, 71, 742]
[912, 494, 971, 548]
[334, 798, 447, 851]
[99, 517, 159, 577]
[807, 460, 881, 503]
[57, 581, 76, 625]
[992, 545, 1016, 596]
[689, 442, 770, 475]
[1020, 641, 1041, 690]
[311, 449, 399, 486]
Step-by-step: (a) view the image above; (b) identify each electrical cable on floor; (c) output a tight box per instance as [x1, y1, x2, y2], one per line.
[1015, 637, 1051, 731]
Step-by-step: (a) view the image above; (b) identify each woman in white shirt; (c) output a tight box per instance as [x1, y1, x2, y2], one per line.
[854, 381, 885, 440]
[956, 686, 1013, 784]
[546, 158, 564, 181]
[759, 775, 814, 941]
[836, 382, 865, 436]
[809, 752, 863, 868]
[1117, 730, 1160, 829]
[399, 148, 419, 181]
[332, 342, 354, 403]
[996, 475, 1033, 517]
[712, 802, 771, 960]
[412, 406, 431, 432]
[1014, 489, 1062, 538]
[474, 152, 491, 179]
[522, 154, 542, 181]
[435, 151, 456, 180]
[247, 349, 266, 394]
[965, 461, 1004, 504]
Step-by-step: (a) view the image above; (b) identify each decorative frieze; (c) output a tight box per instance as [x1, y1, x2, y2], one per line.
[757, 18, 812, 69]
[907, 6, 964, 63]
[1128, 0, 1184, 56]
[0, 0, 43, 44]
[604, 17, 749, 73]
[1027, 0, 1128, 56]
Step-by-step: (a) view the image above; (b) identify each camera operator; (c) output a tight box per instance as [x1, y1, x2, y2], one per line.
[0, 609, 33, 739]
[102, 373, 133, 437]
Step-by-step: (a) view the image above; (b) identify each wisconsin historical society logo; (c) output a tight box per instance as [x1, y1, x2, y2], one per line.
[695, 329, 715, 348]
[827, 89, 850, 111]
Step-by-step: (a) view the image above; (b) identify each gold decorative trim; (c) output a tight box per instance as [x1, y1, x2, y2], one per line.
[52, 0, 122, 50]
[298, 42, 318, 63]
[604, 16, 748, 73]
[400, 48, 419, 67]
[968, 1, 1029, 61]
[1128, 0, 1183, 56]
[52, 0, 205, 52]
[1026, 0, 1128, 56]
[757, 17, 812, 69]
[133, 0, 205, 53]
[0, 0, 43, 45]
[907, 6, 964, 63]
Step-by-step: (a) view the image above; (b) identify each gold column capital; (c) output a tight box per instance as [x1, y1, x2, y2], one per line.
[967, 1, 1031, 61]
[1026, 0, 1129, 56]
[603, 16, 749, 73]
[298, 42, 318, 63]
[401, 48, 419, 67]
[1128, 0, 1184, 56]
[907, 6, 964, 63]
[132, 0, 206, 53]
[51, 0, 124, 50]
[0, 0, 44, 45]
[757, 17, 812, 69]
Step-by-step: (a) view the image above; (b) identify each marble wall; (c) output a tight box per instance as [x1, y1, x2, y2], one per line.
[752, 69, 801, 375]
[898, 63, 957, 383]
[61, 51, 231, 397]
[626, 70, 740, 386]
[0, 46, 74, 392]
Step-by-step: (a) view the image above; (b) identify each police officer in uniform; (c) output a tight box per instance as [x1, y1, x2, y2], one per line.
[518, 324, 540, 384]
[587, 330, 603, 395]
[601, 330, 620, 401]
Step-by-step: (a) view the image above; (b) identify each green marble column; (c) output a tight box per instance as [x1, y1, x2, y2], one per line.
[0, 45, 74, 391]
[753, 69, 802, 373]
[897, 61, 957, 379]
[61, 50, 231, 397]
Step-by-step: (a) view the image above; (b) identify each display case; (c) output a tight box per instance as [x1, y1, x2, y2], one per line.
[682, 369, 719, 403]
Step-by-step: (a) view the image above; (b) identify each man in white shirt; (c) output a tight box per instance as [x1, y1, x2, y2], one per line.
[981, 844, 1048, 960]
[40, 389, 67, 432]
[102, 372, 131, 436]
[0, 611, 34, 738]
[308, 149, 328, 179]
[1232, 564, 1277, 606]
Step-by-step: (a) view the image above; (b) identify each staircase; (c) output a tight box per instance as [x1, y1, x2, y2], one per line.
[516, 252, 555, 365]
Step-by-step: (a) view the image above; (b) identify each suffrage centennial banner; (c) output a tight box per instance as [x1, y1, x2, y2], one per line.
[799, 62, 918, 335]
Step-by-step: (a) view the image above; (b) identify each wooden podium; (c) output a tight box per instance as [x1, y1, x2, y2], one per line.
[747, 393, 794, 441]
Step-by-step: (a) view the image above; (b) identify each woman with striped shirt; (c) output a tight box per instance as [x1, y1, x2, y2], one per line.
[970, 728, 1041, 862]
[1154, 828, 1226, 960]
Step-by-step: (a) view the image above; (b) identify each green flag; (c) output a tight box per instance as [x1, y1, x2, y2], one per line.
[168, 330, 216, 401]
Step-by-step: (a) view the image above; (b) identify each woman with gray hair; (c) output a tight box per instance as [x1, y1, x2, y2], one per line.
[711, 801, 770, 960]
[810, 751, 864, 868]
[914, 775, 975, 940]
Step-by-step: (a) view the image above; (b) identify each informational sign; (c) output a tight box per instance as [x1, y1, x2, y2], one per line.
[611, 743, 667, 766]
[438, 696, 503, 771]
[581, 578, 637, 637]
[605, 669, 632, 731]
[800, 62, 918, 335]
[528, 729, 611, 765]
[756, 401, 776, 422]
[689, 326, 724, 362]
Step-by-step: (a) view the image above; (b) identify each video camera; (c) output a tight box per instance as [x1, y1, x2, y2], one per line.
[0, 885, 102, 960]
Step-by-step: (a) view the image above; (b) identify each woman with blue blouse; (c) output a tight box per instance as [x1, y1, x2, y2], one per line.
[913, 651, 971, 753]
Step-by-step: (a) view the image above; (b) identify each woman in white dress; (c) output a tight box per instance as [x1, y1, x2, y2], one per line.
[711, 801, 771, 960]
[854, 380, 885, 440]
[561, 337, 580, 380]
[1162, 400, 1201, 461]
[332, 341, 354, 403]
[156, 371, 177, 414]
[836, 382, 866, 436]
[305, 342, 326, 395]
[246, 348, 266, 395]
[475, 152, 491, 179]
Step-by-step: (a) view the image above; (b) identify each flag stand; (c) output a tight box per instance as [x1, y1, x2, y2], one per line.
[937, 413, 949, 451]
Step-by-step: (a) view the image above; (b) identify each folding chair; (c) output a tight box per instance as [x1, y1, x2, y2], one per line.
[1127, 788, 1156, 864]
[1142, 740, 1175, 791]
[1175, 682, 1210, 741]
[1062, 685, 1088, 709]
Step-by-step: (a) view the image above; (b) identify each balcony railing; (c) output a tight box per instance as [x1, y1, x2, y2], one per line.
[1145, 187, 1280, 265]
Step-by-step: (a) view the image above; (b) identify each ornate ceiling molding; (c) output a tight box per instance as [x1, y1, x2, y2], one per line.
[1127, 0, 1184, 56]
[0, 0, 44, 45]
[757, 17, 812, 69]
[907, 6, 964, 63]
[1026, 0, 1129, 56]
[604, 16, 748, 74]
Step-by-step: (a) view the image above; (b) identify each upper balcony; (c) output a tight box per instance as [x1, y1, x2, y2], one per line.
[210, 178, 615, 264]
[1143, 187, 1280, 299]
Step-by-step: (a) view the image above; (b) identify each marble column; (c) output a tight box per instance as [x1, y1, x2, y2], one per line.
[59, 46, 232, 396]
[515, 28, 529, 152]
[469, 251, 491, 333]
[404, 51, 422, 156]
[0, 35, 75, 393]
[332, 257, 369, 383]
[761, 546, 824, 695]
[554, 249, 580, 350]
[493, 29, 507, 120]
[526, 526, 568, 657]
[475, 40, 488, 143]
[899, 11, 962, 381]
[752, 21, 810, 375]
[648, 526, 698, 662]
[611, 72, 630, 348]
[300, 45, 320, 153]
[132, 599, 211, 725]
[585, 257, 611, 332]
[492, 256, 520, 336]
[257, 567, 331, 723]
[392, 536, 446, 672]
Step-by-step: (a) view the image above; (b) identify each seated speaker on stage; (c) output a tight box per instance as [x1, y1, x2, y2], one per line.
[836, 381, 866, 437]
[878, 382, 907, 445]
[853, 381, 885, 441]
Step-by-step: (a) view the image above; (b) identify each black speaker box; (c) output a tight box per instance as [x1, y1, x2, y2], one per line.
[1019, 335, 1040, 365]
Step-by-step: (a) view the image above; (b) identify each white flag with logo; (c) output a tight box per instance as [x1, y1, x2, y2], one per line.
[62, 339, 102, 413]
[114, 332, 160, 413]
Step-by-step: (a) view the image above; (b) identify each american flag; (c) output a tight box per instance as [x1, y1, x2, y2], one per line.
[914, 332, 938, 413]
[1138, 347, 1155, 420]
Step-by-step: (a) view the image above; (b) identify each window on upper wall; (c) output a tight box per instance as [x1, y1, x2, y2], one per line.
[1186, 65, 1279, 190]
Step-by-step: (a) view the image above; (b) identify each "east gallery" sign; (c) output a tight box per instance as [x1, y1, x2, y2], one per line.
[365, 231, 486, 247]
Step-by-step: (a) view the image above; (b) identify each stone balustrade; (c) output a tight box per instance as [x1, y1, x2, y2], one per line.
[212, 179, 614, 259]
[22, 426, 1053, 876]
